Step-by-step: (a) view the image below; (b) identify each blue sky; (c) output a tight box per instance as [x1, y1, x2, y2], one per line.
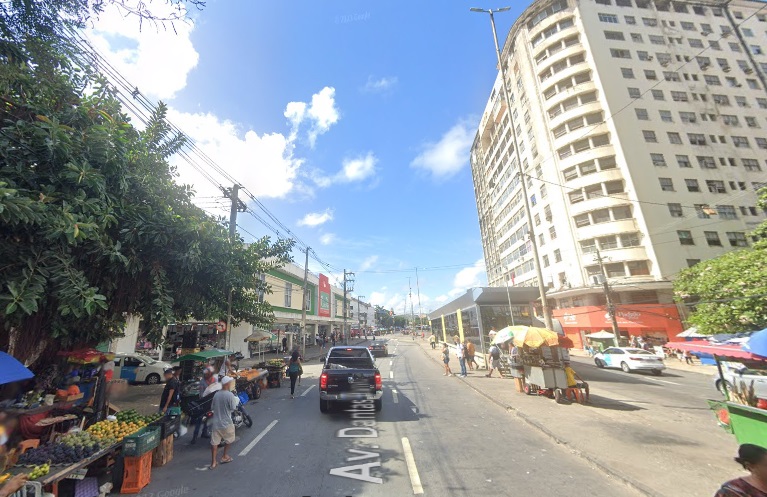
[87, 1, 521, 314]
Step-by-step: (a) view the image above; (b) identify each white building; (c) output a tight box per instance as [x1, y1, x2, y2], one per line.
[471, 0, 767, 347]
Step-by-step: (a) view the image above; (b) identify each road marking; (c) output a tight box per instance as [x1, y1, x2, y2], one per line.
[238, 419, 278, 456]
[389, 371, 394, 379]
[301, 384, 316, 397]
[401, 437, 424, 494]
[392, 389, 399, 404]
[389, 360, 393, 367]
[646, 377, 681, 386]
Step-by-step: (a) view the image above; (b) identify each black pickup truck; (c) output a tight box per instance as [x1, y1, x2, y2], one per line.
[319, 346, 383, 413]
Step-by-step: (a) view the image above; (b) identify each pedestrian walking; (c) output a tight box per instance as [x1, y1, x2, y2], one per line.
[465, 340, 478, 370]
[441, 343, 453, 376]
[209, 376, 238, 470]
[485, 344, 505, 378]
[683, 349, 694, 365]
[331, 334, 336, 347]
[287, 349, 302, 399]
[715, 444, 767, 497]
[281, 336, 288, 354]
[429, 333, 436, 350]
[453, 336, 467, 377]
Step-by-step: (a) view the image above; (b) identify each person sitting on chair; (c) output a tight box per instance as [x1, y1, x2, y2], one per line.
[564, 362, 589, 401]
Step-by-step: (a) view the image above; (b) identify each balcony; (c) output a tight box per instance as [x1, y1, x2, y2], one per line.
[544, 81, 598, 115]
[577, 219, 638, 241]
[579, 246, 649, 266]
[564, 166, 624, 190]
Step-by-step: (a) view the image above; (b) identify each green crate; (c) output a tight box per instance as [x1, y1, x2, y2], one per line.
[122, 425, 161, 456]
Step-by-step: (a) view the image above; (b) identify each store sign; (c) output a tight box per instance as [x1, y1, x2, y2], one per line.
[319, 274, 331, 317]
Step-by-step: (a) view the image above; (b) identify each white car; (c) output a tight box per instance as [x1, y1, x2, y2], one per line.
[714, 362, 767, 397]
[594, 347, 666, 375]
[114, 353, 173, 385]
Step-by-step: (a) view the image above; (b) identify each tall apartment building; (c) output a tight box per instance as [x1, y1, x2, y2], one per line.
[471, 0, 767, 347]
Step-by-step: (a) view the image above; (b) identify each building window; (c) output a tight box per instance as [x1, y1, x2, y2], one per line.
[732, 136, 750, 148]
[610, 48, 632, 59]
[635, 108, 649, 120]
[643, 130, 657, 142]
[606, 263, 625, 277]
[612, 205, 631, 219]
[284, 282, 292, 307]
[627, 260, 650, 276]
[628, 87, 641, 99]
[554, 249, 562, 262]
[651, 153, 666, 166]
[685, 179, 700, 192]
[706, 180, 726, 193]
[668, 203, 683, 217]
[651, 89, 664, 100]
[605, 30, 625, 40]
[549, 226, 557, 239]
[746, 117, 759, 128]
[642, 17, 657, 27]
[625, 15, 636, 24]
[695, 204, 712, 219]
[716, 205, 738, 219]
[704, 75, 721, 86]
[543, 255, 550, 267]
[599, 13, 619, 23]
[704, 231, 722, 246]
[756, 138, 767, 150]
[668, 132, 682, 144]
[621, 67, 635, 79]
[677, 230, 694, 245]
[631, 33, 643, 42]
[621, 233, 641, 247]
[686, 259, 701, 267]
[743, 159, 762, 172]
[645, 69, 657, 80]
[726, 232, 748, 247]
[697, 156, 716, 169]
[659, 110, 672, 122]
[659, 178, 674, 191]
[675, 155, 692, 168]
[592, 209, 611, 223]
[680, 111, 697, 123]
[574, 214, 590, 227]
[671, 91, 688, 102]
[598, 236, 618, 250]
[688, 133, 706, 145]
[713, 94, 730, 106]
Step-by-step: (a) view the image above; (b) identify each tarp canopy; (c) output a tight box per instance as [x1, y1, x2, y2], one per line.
[585, 330, 616, 339]
[0, 352, 34, 385]
[667, 341, 767, 362]
[173, 349, 234, 363]
[244, 330, 277, 342]
[677, 327, 707, 338]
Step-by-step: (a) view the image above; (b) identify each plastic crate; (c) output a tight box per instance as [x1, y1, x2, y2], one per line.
[10, 481, 42, 497]
[152, 416, 180, 438]
[122, 425, 161, 457]
[121, 451, 152, 494]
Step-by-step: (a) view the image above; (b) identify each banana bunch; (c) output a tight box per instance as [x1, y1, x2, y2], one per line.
[28, 463, 50, 480]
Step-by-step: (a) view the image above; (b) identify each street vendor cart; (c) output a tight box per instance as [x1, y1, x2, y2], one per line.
[672, 334, 767, 447]
[504, 326, 573, 403]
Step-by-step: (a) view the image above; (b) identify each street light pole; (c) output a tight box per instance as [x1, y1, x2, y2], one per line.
[471, 7, 554, 331]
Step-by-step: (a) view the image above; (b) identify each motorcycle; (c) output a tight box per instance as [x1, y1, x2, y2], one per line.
[185, 387, 253, 444]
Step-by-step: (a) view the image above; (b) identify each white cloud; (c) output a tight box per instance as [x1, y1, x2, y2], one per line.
[312, 152, 378, 187]
[369, 291, 386, 306]
[319, 233, 336, 245]
[411, 119, 475, 179]
[166, 109, 302, 200]
[285, 87, 340, 147]
[362, 76, 398, 93]
[359, 255, 379, 272]
[297, 209, 334, 227]
[449, 259, 486, 296]
[434, 295, 449, 303]
[87, 5, 199, 100]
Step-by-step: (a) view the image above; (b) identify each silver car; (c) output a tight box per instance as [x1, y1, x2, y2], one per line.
[714, 362, 767, 397]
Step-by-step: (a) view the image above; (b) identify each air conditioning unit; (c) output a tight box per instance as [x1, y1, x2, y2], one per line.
[745, 67, 754, 74]
[723, 31, 731, 38]
[702, 30, 712, 36]
[661, 60, 670, 67]
[736, 83, 743, 87]
[647, 55, 654, 61]
[723, 66, 731, 72]
[701, 63, 710, 70]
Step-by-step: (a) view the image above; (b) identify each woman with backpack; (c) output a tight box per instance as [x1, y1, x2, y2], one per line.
[287, 348, 303, 399]
[485, 344, 505, 378]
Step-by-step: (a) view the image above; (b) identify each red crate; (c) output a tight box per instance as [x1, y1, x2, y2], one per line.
[121, 451, 152, 494]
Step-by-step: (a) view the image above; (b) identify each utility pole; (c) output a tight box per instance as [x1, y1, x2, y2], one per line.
[408, 278, 416, 334]
[223, 184, 246, 351]
[415, 268, 423, 330]
[300, 246, 309, 358]
[343, 270, 355, 345]
[595, 247, 621, 347]
[471, 8, 554, 332]
[357, 295, 365, 339]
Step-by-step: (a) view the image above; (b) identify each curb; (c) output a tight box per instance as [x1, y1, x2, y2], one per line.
[416, 342, 665, 497]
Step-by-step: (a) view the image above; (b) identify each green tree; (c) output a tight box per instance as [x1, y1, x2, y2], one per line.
[673, 188, 767, 334]
[0, 0, 292, 366]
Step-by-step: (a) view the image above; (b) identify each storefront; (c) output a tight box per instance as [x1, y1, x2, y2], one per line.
[553, 304, 684, 349]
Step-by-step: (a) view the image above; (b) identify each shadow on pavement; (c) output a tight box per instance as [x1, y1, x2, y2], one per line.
[586, 394, 645, 411]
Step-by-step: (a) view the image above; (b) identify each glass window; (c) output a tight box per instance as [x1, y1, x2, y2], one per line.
[651, 153, 666, 166]
[659, 178, 674, 191]
[726, 232, 748, 247]
[677, 230, 694, 245]
[668, 203, 683, 217]
[599, 13, 620, 23]
[643, 130, 657, 142]
[613, 205, 631, 219]
[635, 108, 649, 120]
[592, 209, 611, 223]
[621, 233, 641, 247]
[676, 155, 691, 168]
[704, 231, 722, 246]
[685, 179, 700, 192]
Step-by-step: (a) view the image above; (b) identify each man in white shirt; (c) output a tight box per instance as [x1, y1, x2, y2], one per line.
[209, 376, 238, 469]
[453, 336, 467, 377]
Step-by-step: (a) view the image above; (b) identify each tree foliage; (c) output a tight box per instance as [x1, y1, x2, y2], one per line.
[674, 188, 767, 334]
[0, 0, 292, 366]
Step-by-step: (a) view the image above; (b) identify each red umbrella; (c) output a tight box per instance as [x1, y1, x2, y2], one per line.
[558, 336, 575, 349]
[58, 348, 115, 364]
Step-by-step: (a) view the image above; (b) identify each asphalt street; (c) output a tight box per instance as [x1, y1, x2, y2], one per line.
[142, 336, 638, 497]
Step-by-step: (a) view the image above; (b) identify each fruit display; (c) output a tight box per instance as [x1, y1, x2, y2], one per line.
[115, 409, 163, 425]
[87, 417, 146, 444]
[17, 434, 102, 466]
[28, 463, 50, 480]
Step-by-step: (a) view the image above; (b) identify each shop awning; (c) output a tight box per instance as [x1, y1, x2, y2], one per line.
[666, 341, 767, 362]
[0, 351, 33, 385]
[244, 330, 277, 342]
[173, 349, 234, 362]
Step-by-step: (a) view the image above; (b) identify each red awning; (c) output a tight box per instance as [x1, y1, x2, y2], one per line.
[664, 341, 767, 362]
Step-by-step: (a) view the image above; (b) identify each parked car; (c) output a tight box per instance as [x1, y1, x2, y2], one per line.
[714, 361, 767, 397]
[114, 353, 173, 384]
[594, 347, 665, 375]
[319, 346, 382, 413]
[368, 340, 388, 357]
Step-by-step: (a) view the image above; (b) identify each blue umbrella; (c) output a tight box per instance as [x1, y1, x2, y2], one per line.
[743, 328, 767, 358]
[0, 351, 33, 385]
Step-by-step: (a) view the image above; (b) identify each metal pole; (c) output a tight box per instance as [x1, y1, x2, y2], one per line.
[415, 268, 423, 328]
[300, 246, 309, 358]
[595, 247, 621, 347]
[343, 270, 348, 345]
[504, 272, 516, 327]
[357, 296, 365, 339]
[476, 8, 554, 331]
[225, 184, 239, 351]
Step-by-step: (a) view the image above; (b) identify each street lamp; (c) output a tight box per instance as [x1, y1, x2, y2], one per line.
[471, 7, 554, 331]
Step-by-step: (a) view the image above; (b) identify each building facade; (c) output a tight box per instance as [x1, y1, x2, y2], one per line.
[471, 0, 767, 347]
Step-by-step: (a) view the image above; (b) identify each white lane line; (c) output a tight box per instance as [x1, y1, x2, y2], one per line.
[646, 377, 681, 386]
[392, 389, 399, 404]
[401, 437, 424, 494]
[389, 360, 393, 367]
[389, 371, 394, 379]
[301, 384, 316, 397]
[238, 419, 278, 456]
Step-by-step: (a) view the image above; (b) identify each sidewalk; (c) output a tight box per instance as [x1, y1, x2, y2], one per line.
[569, 348, 717, 376]
[414, 339, 737, 497]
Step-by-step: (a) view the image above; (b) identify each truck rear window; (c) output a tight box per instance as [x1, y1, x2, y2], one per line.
[326, 349, 374, 369]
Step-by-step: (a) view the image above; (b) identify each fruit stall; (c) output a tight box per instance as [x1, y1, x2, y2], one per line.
[1, 351, 178, 497]
[672, 335, 767, 447]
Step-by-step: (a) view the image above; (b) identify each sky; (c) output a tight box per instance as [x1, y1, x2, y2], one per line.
[85, 0, 521, 315]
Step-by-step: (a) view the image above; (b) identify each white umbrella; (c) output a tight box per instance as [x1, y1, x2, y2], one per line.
[585, 330, 616, 339]
[676, 327, 706, 338]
